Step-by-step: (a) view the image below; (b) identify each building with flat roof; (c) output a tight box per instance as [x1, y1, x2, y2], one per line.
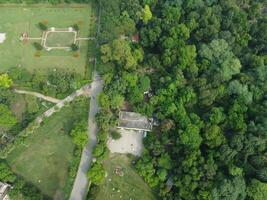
[0, 182, 10, 200]
[118, 111, 153, 132]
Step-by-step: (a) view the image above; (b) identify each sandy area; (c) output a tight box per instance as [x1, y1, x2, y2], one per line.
[107, 129, 144, 156]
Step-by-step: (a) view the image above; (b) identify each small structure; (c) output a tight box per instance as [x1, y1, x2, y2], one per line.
[118, 111, 153, 132]
[0, 182, 10, 200]
[166, 176, 174, 192]
[20, 32, 28, 42]
[0, 33, 6, 43]
[131, 33, 139, 43]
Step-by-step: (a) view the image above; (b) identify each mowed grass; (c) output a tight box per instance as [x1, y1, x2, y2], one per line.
[93, 154, 156, 200]
[6, 105, 77, 198]
[0, 4, 92, 74]
[45, 31, 76, 47]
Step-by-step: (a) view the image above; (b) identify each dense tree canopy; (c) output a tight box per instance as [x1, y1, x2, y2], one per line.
[96, 0, 267, 199]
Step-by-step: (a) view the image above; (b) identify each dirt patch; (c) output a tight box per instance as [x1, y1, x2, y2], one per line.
[107, 129, 144, 156]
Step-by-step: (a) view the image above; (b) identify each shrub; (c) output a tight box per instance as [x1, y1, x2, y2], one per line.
[73, 52, 80, 57]
[34, 51, 41, 57]
[33, 42, 43, 51]
[42, 20, 48, 25]
[73, 24, 80, 31]
[38, 22, 48, 31]
[110, 130, 121, 140]
[78, 20, 83, 26]
[71, 43, 79, 51]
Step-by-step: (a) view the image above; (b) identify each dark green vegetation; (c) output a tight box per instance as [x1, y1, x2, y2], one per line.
[95, 0, 267, 200]
[110, 130, 121, 140]
[87, 154, 156, 200]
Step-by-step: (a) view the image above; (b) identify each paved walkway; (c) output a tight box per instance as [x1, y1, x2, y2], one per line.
[69, 72, 103, 200]
[14, 89, 61, 104]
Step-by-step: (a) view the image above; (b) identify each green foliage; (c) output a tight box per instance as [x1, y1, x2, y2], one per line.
[70, 120, 88, 148]
[180, 124, 202, 149]
[87, 163, 106, 185]
[212, 176, 246, 200]
[199, 39, 241, 82]
[73, 24, 79, 31]
[110, 130, 121, 140]
[0, 73, 12, 88]
[25, 95, 39, 114]
[71, 43, 79, 51]
[208, 107, 226, 124]
[203, 124, 226, 148]
[33, 42, 43, 51]
[97, 0, 267, 199]
[101, 39, 140, 70]
[140, 5, 152, 24]
[246, 179, 267, 200]
[38, 22, 48, 31]
[0, 161, 16, 183]
[0, 104, 17, 130]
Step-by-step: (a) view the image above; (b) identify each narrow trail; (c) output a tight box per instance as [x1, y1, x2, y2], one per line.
[30, 83, 91, 125]
[14, 89, 61, 104]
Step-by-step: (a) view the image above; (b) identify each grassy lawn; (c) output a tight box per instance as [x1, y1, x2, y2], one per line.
[6, 104, 78, 198]
[91, 154, 156, 200]
[0, 4, 93, 75]
[10, 94, 27, 122]
[45, 31, 76, 47]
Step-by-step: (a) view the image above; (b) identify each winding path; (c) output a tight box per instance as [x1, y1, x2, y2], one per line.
[14, 89, 61, 104]
[33, 84, 91, 125]
[69, 71, 103, 200]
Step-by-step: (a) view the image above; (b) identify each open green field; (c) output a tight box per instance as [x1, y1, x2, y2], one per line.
[90, 154, 156, 200]
[6, 104, 77, 198]
[0, 4, 93, 74]
[46, 31, 76, 47]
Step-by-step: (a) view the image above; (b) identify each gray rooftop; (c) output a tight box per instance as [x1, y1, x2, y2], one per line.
[118, 111, 152, 132]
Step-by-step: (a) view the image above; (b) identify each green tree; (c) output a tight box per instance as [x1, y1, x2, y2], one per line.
[0, 74, 13, 88]
[101, 39, 138, 70]
[38, 22, 48, 31]
[71, 43, 79, 51]
[140, 5, 152, 24]
[180, 124, 202, 149]
[70, 121, 88, 148]
[212, 176, 246, 200]
[0, 104, 17, 130]
[0, 162, 16, 183]
[208, 107, 226, 125]
[110, 130, 121, 140]
[246, 179, 267, 200]
[87, 163, 106, 185]
[203, 124, 226, 148]
[199, 39, 241, 82]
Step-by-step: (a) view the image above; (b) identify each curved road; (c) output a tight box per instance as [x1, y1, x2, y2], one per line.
[69, 72, 103, 200]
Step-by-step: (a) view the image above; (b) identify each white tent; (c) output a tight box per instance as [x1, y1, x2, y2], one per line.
[0, 33, 6, 43]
